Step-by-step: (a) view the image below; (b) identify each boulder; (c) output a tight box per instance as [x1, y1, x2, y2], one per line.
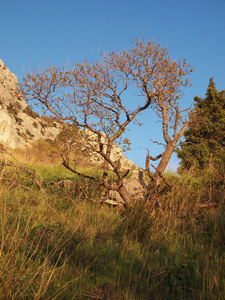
[101, 170, 148, 205]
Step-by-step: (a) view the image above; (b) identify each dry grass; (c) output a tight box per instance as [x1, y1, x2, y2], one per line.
[12, 140, 61, 166]
[0, 148, 224, 299]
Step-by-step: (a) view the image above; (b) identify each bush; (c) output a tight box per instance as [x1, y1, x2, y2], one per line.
[23, 105, 39, 118]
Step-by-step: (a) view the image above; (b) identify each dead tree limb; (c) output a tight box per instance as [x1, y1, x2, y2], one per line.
[0, 152, 44, 192]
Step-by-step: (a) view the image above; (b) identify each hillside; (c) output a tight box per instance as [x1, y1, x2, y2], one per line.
[0, 60, 224, 299]
[0, 142, 224, 299]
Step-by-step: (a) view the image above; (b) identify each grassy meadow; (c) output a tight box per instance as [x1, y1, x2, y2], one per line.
[0, 144, 224, 299]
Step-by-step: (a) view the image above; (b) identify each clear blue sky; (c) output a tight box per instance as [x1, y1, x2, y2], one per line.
[1, 0, 225, 170]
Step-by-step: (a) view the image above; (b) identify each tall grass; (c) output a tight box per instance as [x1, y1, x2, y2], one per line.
[0, 146, 224, 299]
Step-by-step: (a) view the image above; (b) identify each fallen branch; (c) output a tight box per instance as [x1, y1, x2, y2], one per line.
[1, 162, 44, 192]
[0, 177, 30, 190]
[0, 151, 44, 191]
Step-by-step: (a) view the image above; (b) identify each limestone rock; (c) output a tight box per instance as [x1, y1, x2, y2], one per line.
[0, 109, 23, 148]
[50, 179, 76, 190]
[84, 130, 137, 172]
[0, 59, 26, 110]
[102, 170, 148, 205]
[0, 59, 62, 148]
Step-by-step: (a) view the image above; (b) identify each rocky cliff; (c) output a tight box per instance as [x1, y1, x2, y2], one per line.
[0, 59, 62, 149]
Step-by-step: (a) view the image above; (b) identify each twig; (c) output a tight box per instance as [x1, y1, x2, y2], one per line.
[0, 177, 30, 190]
[1, 151, 44, 190]
[151, 139, 167, 147]
[198, 202, 218, 209]
[79, 293, 103, 299]
[1, 162, 44, 191]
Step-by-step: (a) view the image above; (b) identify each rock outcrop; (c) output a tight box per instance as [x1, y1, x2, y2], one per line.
[84, 130, 137, 171]
[101, 170, 148, 205]
[0, 59, 62, 149]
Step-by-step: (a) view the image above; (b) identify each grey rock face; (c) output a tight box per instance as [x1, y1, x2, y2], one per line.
[102, 170, 148, 205]
[84, 130, 138, 172]
[0, 60, 26, 110]
[0, 59, 62, 148]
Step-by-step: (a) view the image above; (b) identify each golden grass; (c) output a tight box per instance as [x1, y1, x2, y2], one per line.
[0, 148, 224, 299]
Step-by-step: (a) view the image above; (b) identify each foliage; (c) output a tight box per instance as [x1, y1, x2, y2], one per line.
[39, 115, 63, 127]
[177, 79, 225, 171]
[7, 102, 20, 116]
[49, 125, 91, 168]
[23, 105, 40, 118]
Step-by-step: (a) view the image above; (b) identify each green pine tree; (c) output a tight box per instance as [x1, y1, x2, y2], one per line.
[176, 78, 225, 170]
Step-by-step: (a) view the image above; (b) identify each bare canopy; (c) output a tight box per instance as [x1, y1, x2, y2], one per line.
[21, 38, 193, 205]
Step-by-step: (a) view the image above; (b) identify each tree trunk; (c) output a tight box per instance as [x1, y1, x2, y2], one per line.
[118, 184, 133, 206]
[155, 141, 176, 186]
[156, 141, 176, 178]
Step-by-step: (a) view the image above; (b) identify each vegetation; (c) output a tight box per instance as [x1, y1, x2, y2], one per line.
[20, 38, 193, 205]
[0, 144, 224, 299]
[6, 102, 21, 117]
[1, 41, 224, 299]
[23, 105, 39, 119]
[177, 79, 225, 171]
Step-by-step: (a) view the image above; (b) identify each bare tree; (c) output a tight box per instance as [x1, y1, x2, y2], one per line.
[20, 38, 193, 206]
